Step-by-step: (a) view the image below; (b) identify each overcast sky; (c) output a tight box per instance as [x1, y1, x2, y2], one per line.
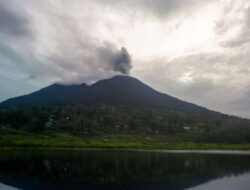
[0, 0, 250, 118]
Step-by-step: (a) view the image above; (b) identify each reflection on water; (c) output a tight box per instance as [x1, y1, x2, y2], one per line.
[0, 149, 250, 190]
[0, 182, 20, 190]
[187, 173, 250, 190]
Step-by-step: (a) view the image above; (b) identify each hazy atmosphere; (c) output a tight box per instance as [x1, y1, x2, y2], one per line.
[0, 0, 250, 118]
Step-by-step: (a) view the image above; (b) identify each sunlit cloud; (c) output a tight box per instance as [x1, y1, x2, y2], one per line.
[0, 0, 250, 118]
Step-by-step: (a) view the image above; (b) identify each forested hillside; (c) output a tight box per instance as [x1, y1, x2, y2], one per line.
[1, 105, 250, 143]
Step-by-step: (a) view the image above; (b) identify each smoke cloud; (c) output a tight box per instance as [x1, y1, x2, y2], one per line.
[97, 45, 132, 75]
[113, 47, 132, 74]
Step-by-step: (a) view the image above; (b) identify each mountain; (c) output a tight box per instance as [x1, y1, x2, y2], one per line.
[1, 83, 88, 106]
[1, 75, 212, 113]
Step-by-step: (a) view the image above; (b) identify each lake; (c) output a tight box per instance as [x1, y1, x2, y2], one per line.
[0, 149, 250, 190]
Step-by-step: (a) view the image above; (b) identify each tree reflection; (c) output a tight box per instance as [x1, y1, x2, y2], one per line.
[0, 150, 250, 190]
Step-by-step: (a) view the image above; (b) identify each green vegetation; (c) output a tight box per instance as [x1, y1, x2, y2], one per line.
[1, 105, 250, 150]
[1, 128, 250, 150]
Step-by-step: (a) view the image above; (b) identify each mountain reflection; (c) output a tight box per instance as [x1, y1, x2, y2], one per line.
[0, 150, 250, 190]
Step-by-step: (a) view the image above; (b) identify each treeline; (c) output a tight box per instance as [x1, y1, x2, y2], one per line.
[0, 105, 250, 143]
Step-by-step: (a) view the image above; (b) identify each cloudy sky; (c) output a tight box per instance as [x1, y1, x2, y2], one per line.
[0, 0, 250, 118]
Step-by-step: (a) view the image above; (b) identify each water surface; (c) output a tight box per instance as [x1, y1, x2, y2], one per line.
[0, 149, 250, 190]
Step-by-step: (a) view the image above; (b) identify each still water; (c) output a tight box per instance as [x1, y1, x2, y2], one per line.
[0, 149, 250, 190]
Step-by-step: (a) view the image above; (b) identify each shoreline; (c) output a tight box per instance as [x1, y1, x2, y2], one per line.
[1, 147, 250, 155]
[1, 132, 250, 151]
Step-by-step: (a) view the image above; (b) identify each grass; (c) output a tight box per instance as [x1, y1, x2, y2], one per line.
[1, 129, 250, 150]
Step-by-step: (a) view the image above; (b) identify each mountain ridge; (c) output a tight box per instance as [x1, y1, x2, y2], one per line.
[0, 75, 214, 114]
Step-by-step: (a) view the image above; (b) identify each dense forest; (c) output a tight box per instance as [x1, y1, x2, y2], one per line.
[1, 105, 250, 143]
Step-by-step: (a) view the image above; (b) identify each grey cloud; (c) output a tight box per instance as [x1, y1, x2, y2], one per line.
[0, 4, 133, 89]
[0, 1, 30, 37]
[115, 47, 132, 74]
[216, 1, 250, 48]
[46, 14, 133, 82]
[98, 46, 132, 74]
[98, 0, 210, 19]
[237, 91, 250, 112]
[134, 50, 250, 118]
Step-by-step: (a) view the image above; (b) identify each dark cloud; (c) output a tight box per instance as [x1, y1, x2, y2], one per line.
[116, 47, 132, 74]
[0, 1, 30, 37]
[97, 46, 132, 75]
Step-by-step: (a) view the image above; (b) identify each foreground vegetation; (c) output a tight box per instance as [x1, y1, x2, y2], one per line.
[1, 105, 250, 150]
[1, 128, 250, 150]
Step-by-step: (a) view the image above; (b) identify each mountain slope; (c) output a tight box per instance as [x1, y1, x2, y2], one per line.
[1, 83, 88, 106]
[1, 75, 211, 113]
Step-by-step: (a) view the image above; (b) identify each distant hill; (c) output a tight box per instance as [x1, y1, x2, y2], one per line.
[1, 75, 213, 113]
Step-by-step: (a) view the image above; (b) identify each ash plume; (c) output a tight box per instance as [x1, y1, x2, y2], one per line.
[113, 47, 132, 74]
